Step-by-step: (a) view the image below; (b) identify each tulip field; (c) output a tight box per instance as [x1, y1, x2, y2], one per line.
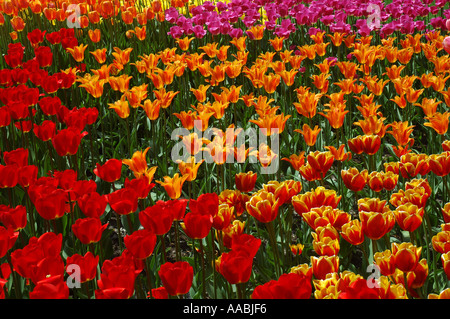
[2, 0, 450, 300]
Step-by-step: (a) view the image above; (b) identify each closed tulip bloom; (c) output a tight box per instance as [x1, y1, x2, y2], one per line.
[213, 204, 234, 231]
[341, 168, 368, 192]
[158, 261, 193, 296]
[107, 187, 139, 215]
[340, 219, 365, 246]
[348, 134, 381, 155]
[432, 230, 450, 254]
[338, 278, 380, 299]
[374, 250, 396, 276]
[77, 191, 107, 218]
[181, 210, 213, 240]
[0, 226, 19, 258]
[246, 189, 280, 223]
[307, 151, 334, 176]
[391, 242, 422, 272]
[235, 171, 257, 193]
[442, 203, 450, 224]
[0, 205, 27, 231]
[94, 159, 123, 183]
[124, 229, 157, 259]
[35, 188, 68, 220]
[29, 276, 69, 299]
[72, 217, 108, 245]
[442, 251, 450, 280]
[359, 210, 395, 240]
[394, 203, 424, 232]
[252, 272, 312, 299]
[218, 249, 255, 284]
[312, 230, 340, 256]
[52, 128, 87, 157]
[66, 251, 99, 283]
[311, 255, 339, 280]
[139, 202, 175, 235]
[429, 152, 450, 177]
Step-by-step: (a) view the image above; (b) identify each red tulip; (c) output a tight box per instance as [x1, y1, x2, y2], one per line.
[218, 249, 254, 284]
[124, 229, 157, 259]
[34, 46, 53, 68]
[151, 286, 168, 299]
[77, 191, 107, 218]
[52, 128, 88, 157]
[29, 275, 69, 299]
[139, 202, 175, 235]
[66, 251, 99, 283]
[158, 261, 193, 296]
[94, 159, 123, 183]
[33, 120, 56, 141]
[27, 28, 46, 46]
[107, 187, 139, 215]
[0, 107, 11, 127]
[0, 226, 19, 258]
[124, 176, 155, 199]
[0, 165, 18, 188]
[251, 272, 312, 299]
[189, 192, 219, 216]
[34, 188, 68, 220]
[338, 278, 380, 299]
[29, 255, 65, 285]
[38, 96, 61, 116]
[17, 165, 38, 188]
[181, 210, 213, 239]
[0, 205, 27, 231]
[72, 217, 108, 245]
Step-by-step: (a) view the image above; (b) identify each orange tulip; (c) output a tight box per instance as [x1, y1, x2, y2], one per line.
[319, 103, 349, 129]
[424, 112, 450, 135]
[386, 121, 414, 147]
[190, 85, 210, 103]
[348, 134, 381, 155]
[122, 147, 150, 178]
[302, 206, 351, 232]
[282, 152, 305, 171]
[154, 88, 179, 109]
[269, 36, 285, 51]
[112, 47, 133, 65]
[249, 113, 290, 136]
[88, 29, 101, 43]
[156, 173, 189, 199]
[295, 124, 321, 147]
[325, 145, 352, 162]
[66, 44, 88, 63]
[312, 226, 340, 256]
[108, 75, 132, 93]
[247, 24, 265, 40]
[108, 97, 130, 119]
[176, 157, 203, 182]
[294, 91, 323, 118]
[90, 48, 107, 64]
[176, 36, 195, 51]
[414, 98, 442, 117]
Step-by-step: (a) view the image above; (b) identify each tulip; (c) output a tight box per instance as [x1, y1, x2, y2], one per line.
[311, 255, 339, 280]
[94, 159, 123, 183]
[235, 171, 257, 193]
[307, 151, 334, 177]
[295, 124, 321, 147]
[139, 202, 175, 236]
[443, 36, 450, 54]
[77, 192, 107, 218]
[391, 242, 422, 272]
[245, 189, 280, 223]
[29, 276, 69, 299]
[107, 187, 139, 215]
[66, 252, 99, 283]
[124, 229, 157, 259]
[0, 226, 19, 258]
[0, 205, 27, 231]
[394, 203, 424, 232]
[158, 261, 193, 296]
[72, 217, 108, 245]
[252, 272, 312, 299]
[341, 167, 368, 192]
[340, 219, 365, 246]
[359, 210, 395, 240]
